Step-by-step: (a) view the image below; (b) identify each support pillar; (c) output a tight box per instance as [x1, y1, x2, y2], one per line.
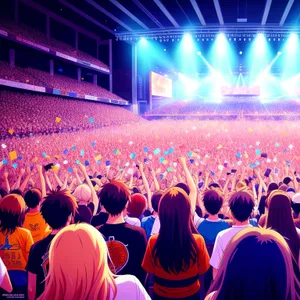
[50, 59, 54, 75]
[96, 40, 99, 60]
[77, 67, 81, 82]
[9, 49, 15, 68]
[109, 39, 113, 92]
[46, 15, 50, 40]
[131, 43, 138, 114]
[93, 74, 97, 85]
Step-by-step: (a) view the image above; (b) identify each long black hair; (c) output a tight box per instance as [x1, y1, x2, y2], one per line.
[152, 187, 198, 274]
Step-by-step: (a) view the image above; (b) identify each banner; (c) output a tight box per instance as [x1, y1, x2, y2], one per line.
[0, 79, 45, 92]
[68, 92, 77, 97]
[53, 89, 61, 95]
[16, 37, 49, 52]
[84, 95, 98, 101]
[0, 29, 8, 37]
[56, 52, 77, 62]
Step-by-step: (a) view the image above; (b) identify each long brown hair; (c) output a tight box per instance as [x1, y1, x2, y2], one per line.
[266, 190, 300, 263]
[152, 187, 198, 274]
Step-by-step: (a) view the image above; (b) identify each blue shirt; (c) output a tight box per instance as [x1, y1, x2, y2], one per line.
[141, 216, 156, 240]
[197, 219, 230, 245]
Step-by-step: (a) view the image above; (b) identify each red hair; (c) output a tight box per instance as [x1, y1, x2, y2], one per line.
[127, 193, 147, 218]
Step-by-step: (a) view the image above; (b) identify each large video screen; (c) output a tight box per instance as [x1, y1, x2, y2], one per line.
[151, 72, 172, 98]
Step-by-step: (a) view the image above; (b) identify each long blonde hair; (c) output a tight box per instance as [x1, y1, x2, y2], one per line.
[38, 223, 117, 300]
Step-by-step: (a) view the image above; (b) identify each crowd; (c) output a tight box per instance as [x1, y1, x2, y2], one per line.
[0, 90, 141, 139]
[0, 92, 299, 299]
[0, 20, 109, 70]
[147, 99, 300, 116]
[0, 61, 125, 102]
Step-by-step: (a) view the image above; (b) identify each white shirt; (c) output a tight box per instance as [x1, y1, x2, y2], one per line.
[0, 257, 7, 285]
[112, 275, 151, 300]
[210, 224, 253, 269]
[125, 216, 141, 227]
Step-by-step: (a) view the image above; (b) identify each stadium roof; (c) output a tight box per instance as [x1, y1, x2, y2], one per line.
[37, 0, 300, 39]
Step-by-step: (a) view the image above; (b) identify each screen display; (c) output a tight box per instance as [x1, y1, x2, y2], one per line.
[151, 72, 172, 98]
[221, 86, 260, 96]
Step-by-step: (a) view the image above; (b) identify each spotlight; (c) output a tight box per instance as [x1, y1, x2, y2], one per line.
[239, 51, 243, 55]
[197, 51, 201, 56]
[164, 48, 167, 51]
[277, 51, 282, 55]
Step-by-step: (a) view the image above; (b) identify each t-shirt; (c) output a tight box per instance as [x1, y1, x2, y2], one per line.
[197, 219, 230, 245]
[125, 216, 141, 227]
[111, 275, 151, 300]
[0, 257, 7, 285]
[210, 224, 253, 269]
[26, 233, 56, 298]
[141, 216, 156, 240]
[91, 212, 109, 228]
[142, 234, 210, 299]
[0, 227, 33, 271]
[74, 203, 94, 224]
[99, 223, 147, 283]
[23, 211, 51, 243]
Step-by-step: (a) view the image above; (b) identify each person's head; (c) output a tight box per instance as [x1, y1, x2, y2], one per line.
[208, 182, 221, 189]
[73, 184, 92, 204]
[127, 193, 147, 218]
[39, 224, 116, 300]
[203, 189, 223, 216]
[24, 188, 42, 209]
[151, 190, 163, 213]
[0, 194, 26, 235]
[175, 182, 190, 195]
[9, 189, 23, 196]
[99, 180, 130, 216]
[41, 190, 77, 230]
[153, 187, 198, 274]
[0, 188, 8, 200]
[283, 177, 292, 186]
[279, 184, 288, 192]
[266, 190, 300, 262]
[132, 186, 141, 194]
[208, 228, 297, 300]
[267, 182, 279, 194]
[229, 191, 254, 222]
[291, 193, 300, 215]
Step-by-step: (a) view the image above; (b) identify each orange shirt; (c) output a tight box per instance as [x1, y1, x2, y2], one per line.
[142, 234, 210, 298]
[0, 227, 34, 271]
[23, 211, 51, 243]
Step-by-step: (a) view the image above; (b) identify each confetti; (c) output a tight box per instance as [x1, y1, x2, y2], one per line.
[273, 157, 277, 162]
[68, 168, 73, 173]
[237, 161, 242, 166]
[256, 141, 260, 146]
[88, 117, 94, 124]
[250, 164, 256, 169]
[94, 154, 102, 161]
[75, 160, 80, 165]
[125, 162, 130, 167]
[288, 144, 294, 150]
[55, 117, 61, 123]
[63, 149, 69, 155]
[32, 157, 38, 163]
[63, 160, 68, 165]
[218, 165, 224, 171]
[275, 142, 280, 147]
[217, 145, 223, 150]
[283, 149, 287, 153]
[168, 147, 175, 154]
[236, 152, 242, 158]
[144, 158, 149, 164]
[267, 159, 271, 163]
[96, 160, 101, 165]
[148, 154, 153, 160]
[162, 160, 168, 166]
[248, 128, 253, 133]
[8, 129, 14, 135]
[159, 157, 165, 163]
[17, 156, 22, 161]
[286, 161, 291, 166]
[2, 159, 8, 165]
[91, 141, 96, 147]
[1, 144, 6, 149]
[255, 149, 261, 156]
[244, 153, 249, 159]
[9, 151, 17, 161]
[80, 150, 85, 157]
[54, 155, 60, 160]
[51, 165, 59, 173]
[106, 160, 111, 167]
[71, 146, 77, 151]
[153, 148, 161, 155]
[42, 152, 47, 158]
[129, 141, 133, 146]
[187, 151, 193, 157]
[173, 162, 177, 168]
[130, 153, 136, 159]
[144, 147, 149, 153]
[255, 161, 260, 166]
[190, 159, 195, 164]
[84, 160, 90, 166]
[167, 167, 172, 172]
[12, 163, 18, 169]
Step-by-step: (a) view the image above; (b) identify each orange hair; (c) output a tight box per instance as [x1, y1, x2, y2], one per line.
[38, 224, 116, 300]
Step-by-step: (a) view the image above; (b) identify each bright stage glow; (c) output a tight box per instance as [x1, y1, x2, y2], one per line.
[239, 51, 243, 55]
[178, 73, 200, 95]
[182, 33, 194, 51]
[164, 48, 167, 51]
[286, 33, 298, 53]
[197, 51, 201, 56]
[277, 51, 282, 55]
[216, 33, 227, 54]
[254, 34, 267, 53]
